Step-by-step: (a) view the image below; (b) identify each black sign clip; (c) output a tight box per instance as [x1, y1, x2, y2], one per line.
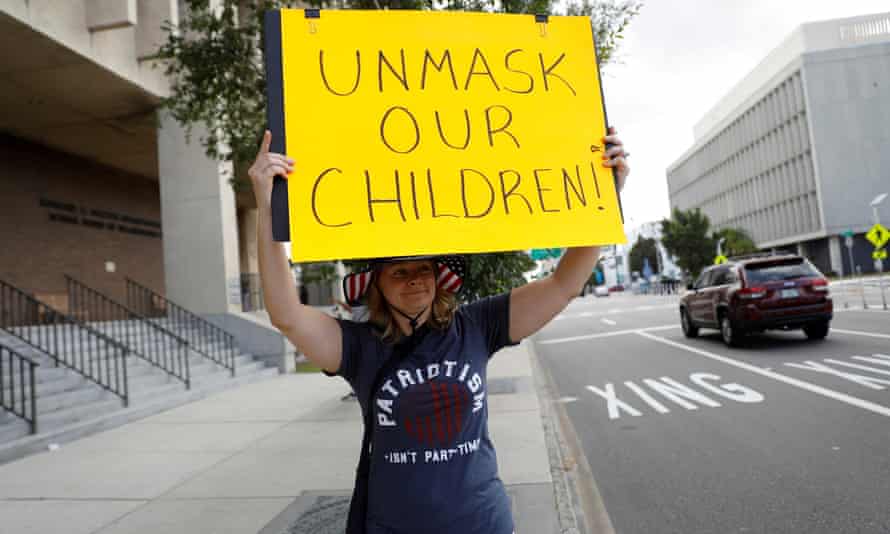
[535, 14, 549, 37]
[305, 8, 320, 34]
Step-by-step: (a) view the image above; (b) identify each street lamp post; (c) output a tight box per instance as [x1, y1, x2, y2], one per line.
[871, 193, 887, 225]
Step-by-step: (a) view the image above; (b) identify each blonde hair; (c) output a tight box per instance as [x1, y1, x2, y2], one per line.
[367, 276, 458, 343]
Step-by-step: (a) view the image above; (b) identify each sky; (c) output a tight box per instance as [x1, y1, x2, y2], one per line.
[599, 0, 890, 233]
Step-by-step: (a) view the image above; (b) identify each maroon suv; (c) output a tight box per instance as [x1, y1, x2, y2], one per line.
[679, 254, 833, 347]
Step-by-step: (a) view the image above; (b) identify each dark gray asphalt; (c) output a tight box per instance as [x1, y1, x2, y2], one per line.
[535, 295, 890, 534]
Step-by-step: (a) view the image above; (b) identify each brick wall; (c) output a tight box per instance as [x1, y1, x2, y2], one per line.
[0, 135, 164, 310]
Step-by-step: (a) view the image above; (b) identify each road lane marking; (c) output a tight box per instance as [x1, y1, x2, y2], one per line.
[852, 354, 890, 367]
[831, 328, 890, 339]
[585, 374, 765, 420]
[556, 303, 677, 321]
[636, 331, 890, 417]
[834, 306, 887, 313]
[539, 325, 676, 345]
[600, 318, 617, 326]
[784, 361, 890, 390]
[623, 381, 671, 414]
[824, 358, 890, 377]
[587, 385, 642, 418]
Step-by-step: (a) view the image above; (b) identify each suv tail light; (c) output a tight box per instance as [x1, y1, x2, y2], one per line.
[812, 278, 829, 293]
[738, 286, 767, 299]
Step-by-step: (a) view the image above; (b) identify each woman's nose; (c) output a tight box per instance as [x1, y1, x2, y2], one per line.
[407, 272, 427, 285]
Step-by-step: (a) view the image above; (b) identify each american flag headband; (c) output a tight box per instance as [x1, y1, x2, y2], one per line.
[342, 255, 466, 307]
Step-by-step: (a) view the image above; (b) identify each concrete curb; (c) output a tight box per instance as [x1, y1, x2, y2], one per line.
[526, 338, 616, 534]
[525, 339, 582, 534]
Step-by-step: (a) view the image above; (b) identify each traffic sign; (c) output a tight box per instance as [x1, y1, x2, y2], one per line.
[841, 229, 854, 239]
[866, 223, 889, 248]
[874, 249, 887, 260]
[530, 248, 563, 261]
[714, 255, 728, 265]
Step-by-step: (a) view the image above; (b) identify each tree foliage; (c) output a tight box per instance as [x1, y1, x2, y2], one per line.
[628, 235, 657, 274]
[660, 208, 714, 279]
[712, 227, 757, 258]
[462, 252, 537, 301]
[155, 0, 640, 298]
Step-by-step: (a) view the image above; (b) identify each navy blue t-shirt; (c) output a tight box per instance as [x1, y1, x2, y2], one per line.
[330, 293, 519, 534]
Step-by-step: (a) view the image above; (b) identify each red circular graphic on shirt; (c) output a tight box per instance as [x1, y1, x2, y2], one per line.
[399, 380, 470, 446]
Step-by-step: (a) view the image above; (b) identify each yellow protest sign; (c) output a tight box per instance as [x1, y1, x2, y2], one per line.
[263, 9, 625, 262]
[714, 255, 728, 265]
[866, 223, 889, 249]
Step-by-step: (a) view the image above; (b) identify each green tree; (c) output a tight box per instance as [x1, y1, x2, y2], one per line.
[712, 227, 757, 257]
[156, 0, 640, 298]
[628, 235, 657, 275]
[660, 208, 714, 279]
[462, 253, 537, 302]
[300, 262, 338, 287]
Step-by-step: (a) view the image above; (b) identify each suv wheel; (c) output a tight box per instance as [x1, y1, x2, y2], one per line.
[681, 309, 698, 338]
[803, 321, 829, 340]
[720, 314, 744, 347]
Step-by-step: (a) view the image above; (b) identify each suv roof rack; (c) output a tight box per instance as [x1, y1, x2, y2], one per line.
[726, 252, 773, 262]
[727, 251, 800, 262]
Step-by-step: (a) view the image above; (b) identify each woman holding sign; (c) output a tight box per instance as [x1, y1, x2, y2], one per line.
[251, 128, 628, 534]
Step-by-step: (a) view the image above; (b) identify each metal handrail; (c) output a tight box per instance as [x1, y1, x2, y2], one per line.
[0, 343, 39, 434]
[0, 279, 129, 406]
[125, 278, 236, 377]
[66, 276, 191, 389]
[126, 278, 238, 376]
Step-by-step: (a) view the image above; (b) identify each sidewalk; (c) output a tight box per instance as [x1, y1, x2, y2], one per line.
[0, 341, 576, 534]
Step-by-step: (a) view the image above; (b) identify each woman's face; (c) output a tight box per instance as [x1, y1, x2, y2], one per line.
[376, 260, 437, 315]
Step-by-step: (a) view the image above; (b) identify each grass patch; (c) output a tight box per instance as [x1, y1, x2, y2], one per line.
[293, 360, 323, 373]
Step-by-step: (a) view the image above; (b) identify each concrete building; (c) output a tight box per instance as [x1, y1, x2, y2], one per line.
[666, 12, 890, 276]
[0, 1, 299, 360]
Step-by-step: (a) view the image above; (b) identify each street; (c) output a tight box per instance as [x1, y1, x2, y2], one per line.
[534, 288, 890, 534]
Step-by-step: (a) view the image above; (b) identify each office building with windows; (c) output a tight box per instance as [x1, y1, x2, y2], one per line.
[666, 12, 890, 275]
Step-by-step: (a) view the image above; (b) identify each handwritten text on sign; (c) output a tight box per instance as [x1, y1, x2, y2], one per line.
[278, 10, 625, 261]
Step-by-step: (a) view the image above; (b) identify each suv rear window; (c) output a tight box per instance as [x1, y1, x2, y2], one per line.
[744, 259, 820, 284]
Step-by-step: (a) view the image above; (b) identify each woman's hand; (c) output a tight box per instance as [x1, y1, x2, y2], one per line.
[248, 130, 294, 210]
[602, 126, 629, 194]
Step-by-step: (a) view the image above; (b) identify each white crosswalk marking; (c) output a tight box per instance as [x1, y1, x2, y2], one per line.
[852, 354, 890, 367]
[784, 360, 890, 390]
[823, 359, 890, 377]
[637, 332, 890, 417]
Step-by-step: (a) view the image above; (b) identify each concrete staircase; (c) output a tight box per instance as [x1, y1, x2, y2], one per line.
[0, 319, 280, 464]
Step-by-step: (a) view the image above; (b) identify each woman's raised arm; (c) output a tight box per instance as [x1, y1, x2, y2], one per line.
[251, 131, 343, 373]
[508, 127, 629, 342]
